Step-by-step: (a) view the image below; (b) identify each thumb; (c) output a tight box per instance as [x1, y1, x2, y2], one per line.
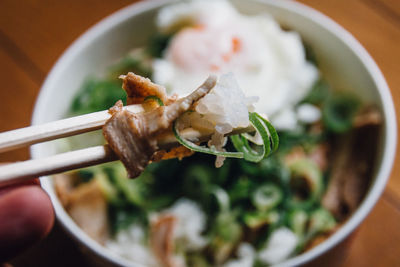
[0, 186, 54, 262]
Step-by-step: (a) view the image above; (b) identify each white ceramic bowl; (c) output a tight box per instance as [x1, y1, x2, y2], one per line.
[32, 0, 397, 266]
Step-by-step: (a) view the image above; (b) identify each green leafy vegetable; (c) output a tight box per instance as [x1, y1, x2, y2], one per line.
[239, 160, 261, 176]
[302, 79, 330, 105]
[71, 79, 126, 115]
[186, 253, 211, 267]
[209, 211, 242, 263]
[77, 168, 95, 183]
[278, 130, 325, 152]
[322, 92, 360, 133]
[229, 175, 254, 204]
[108, 55, 152, 79]
[182, 165, 213, 201]
[147, 33, 172, 58]
[95, 171, 120, 204]
[258, 157, 291, 187]
[104, 163, 147, 206]
[108, 203, 148, 235]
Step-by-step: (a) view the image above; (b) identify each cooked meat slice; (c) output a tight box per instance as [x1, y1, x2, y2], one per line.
[54, 173, 85, 206]
[304, 226, 338, 251]
[54, 174, 75, 207]
[103, 75, 217, 178]
[103, 109, 158, 178]
[66, 179, 109, 244]
[322, 123, 380, 220]
[150, 215, 178, 267]
[108, 100, 124, 115]
[121, 72, 169, 105]
[353, 106, 382, 127]
[309, 144, 329, 171]
[284, 147, 306, 168]
[284, 144, 329, 171]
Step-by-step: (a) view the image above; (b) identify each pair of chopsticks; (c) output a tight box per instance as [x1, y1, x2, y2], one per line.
[0, 105, 252, 186]
[0, 105, 143, 186]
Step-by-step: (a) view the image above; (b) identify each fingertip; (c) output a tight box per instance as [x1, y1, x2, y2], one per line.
[0, 178, 40, 197]
[0, 186, 54, 261]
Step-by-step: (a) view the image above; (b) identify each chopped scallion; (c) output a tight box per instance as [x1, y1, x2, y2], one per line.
[252, 184, 283, 211]
[144, 95, 164, 106]
[231, 112, 279, 162]
[173, 112, 278, 162]
[172, 125, 244, 159]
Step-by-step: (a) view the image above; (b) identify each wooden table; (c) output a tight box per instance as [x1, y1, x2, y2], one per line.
[0, 0, 398, 266]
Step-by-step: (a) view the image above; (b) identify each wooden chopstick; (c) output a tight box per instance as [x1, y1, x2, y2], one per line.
[0, 104, 144, 153]
[0, 145, 117, 186]
[0, 125, 253, 186]
[0, 128, 205, 186]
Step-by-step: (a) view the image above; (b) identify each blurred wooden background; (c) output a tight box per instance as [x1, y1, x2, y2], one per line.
[0, 0, 398, 266]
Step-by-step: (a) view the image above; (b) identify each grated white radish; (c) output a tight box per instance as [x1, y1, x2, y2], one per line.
[154, 198, 208, 250]
[105, 224, 159, 267]
[178, 73, 257, 167]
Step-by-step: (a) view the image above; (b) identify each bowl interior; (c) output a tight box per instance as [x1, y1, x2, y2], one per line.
[32, 0, 396, 266]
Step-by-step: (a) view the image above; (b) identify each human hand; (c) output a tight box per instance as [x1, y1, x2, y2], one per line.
[0, 178, 54, 263]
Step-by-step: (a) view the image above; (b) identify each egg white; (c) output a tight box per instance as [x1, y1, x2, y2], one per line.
[153, 0, 319, 130]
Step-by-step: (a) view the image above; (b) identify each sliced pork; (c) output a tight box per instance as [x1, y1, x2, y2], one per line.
[103, 74, 217, 178]
[322, 108, 381, 220]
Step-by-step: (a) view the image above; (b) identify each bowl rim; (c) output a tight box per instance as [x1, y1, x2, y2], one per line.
[32, 0, 397, 266]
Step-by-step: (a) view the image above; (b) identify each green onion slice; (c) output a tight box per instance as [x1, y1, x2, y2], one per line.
[144, 95, 164, 106]
[231, 112, 279, 162]
[172, 122, 244, 159]
[308, 208, 336, 235]
[288, 209, 308, 237]
[252, 183, 283, 212]
[172, 112, 278, 161]
[210, 186, 230, 212]
[243, 210, 279, 229]
[287, 158, 323, 208]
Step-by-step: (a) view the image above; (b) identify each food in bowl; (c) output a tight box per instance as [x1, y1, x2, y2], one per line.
[54, 1, 382, 266]
[103, 72, 277, 178]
